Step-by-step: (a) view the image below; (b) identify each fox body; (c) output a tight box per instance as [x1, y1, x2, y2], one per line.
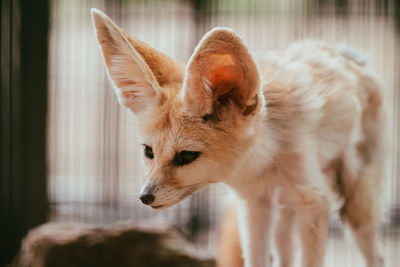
[92, 9, 386, 267]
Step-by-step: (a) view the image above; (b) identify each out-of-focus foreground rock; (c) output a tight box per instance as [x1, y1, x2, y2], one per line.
[10, 222, 215, 267]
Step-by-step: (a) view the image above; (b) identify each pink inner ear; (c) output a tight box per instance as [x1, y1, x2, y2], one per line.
[205, 54, 245, 101]
[121, 88, 139, 99]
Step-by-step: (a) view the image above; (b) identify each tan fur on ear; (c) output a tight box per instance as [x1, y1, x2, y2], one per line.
[182, 27, 263, 117]
[124, 35, 184, 87]
[91, 9, 183, 113]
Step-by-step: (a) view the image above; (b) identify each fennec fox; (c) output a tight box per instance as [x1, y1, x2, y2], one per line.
[92, 9, 386, 267]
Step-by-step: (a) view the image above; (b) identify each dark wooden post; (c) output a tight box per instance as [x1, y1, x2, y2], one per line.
[0, 0, 49, 265]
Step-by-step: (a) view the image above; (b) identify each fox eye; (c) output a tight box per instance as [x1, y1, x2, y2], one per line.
[174, 151, 200, 166]
[144, 145, 154, 159]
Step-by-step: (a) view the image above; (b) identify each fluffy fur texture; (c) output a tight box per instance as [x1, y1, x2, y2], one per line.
[92, 8, 386, 267]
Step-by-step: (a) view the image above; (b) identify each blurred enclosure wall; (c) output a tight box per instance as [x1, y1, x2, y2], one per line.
[47, 0, 400, 266]
[1, 0, 49, 265]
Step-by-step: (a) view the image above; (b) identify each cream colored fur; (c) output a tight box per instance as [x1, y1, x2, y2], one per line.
[91, 9, 386, 267]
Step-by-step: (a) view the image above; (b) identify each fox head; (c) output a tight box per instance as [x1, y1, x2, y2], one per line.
[91, 9, 265, 209]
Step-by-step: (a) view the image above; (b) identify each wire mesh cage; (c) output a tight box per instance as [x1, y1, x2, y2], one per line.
[47, 0, 400, 266]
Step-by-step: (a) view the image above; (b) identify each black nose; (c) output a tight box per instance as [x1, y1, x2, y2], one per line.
[140, 194, 155, 205]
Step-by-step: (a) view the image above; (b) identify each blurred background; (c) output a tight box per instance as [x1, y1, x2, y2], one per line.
[1, 0, 399, 266]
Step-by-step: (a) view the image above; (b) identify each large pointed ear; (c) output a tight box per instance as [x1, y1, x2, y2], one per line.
[182, 27, 263, 119]
[91, 9, 183, 113]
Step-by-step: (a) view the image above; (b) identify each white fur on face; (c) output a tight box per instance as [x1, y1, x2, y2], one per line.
[137, 101, 263, 209]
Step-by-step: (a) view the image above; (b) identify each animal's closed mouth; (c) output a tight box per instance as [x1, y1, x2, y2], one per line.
[151, 204, 165, 209]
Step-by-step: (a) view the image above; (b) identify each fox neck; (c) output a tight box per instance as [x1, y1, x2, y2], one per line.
[224, 111, 278, 198]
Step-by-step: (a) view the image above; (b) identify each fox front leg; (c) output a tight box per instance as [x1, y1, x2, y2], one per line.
[237, 199, 273, 267]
